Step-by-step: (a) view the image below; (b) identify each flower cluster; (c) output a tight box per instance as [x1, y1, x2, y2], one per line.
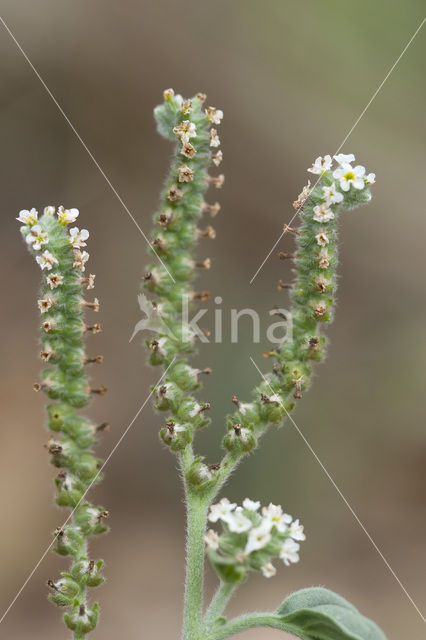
[308, 153, 375, 193]
[18, 206, 91, 277]
[18, 206, 106, 638]
[204, 498, 305, 583]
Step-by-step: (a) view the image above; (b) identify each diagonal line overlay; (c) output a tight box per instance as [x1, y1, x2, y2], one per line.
[0, 359, 176, 625]
[250, 356, 426, 624]
[0, 15, 175, 283]
[249, 17, 426, 284]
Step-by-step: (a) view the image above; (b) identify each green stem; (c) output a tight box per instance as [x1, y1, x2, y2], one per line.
[182, 490, 210, 640]
[203, 581, 236, 630]
[207, 613, 294, 639]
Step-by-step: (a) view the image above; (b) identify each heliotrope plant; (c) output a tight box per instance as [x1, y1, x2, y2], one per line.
[140, 90, 386, 640]
[17, 207, 108, 639]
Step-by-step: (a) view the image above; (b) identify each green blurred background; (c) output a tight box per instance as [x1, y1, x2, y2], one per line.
[0, 1, 425, 638]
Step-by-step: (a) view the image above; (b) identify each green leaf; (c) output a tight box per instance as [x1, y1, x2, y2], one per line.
[211, 588, 387, 640]
[276, 587, 387, 640]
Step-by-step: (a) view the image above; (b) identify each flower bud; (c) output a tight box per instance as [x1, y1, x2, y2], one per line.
[223, 424, 257, 454]
[160, 421, 192, 452]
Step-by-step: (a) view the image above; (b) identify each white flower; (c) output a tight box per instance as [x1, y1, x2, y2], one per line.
[289, 519, 306, 541]
[204, 529, 220, 550]
[262, 503, 292, 533]
[333, 163, 365, 192]
[279, 538, 300, 566]
[210, 128, 220, 147]
[205, 107, 223, 125]
[57, 206, 79, 224]
[173, 120, 197, 144]
[365, 172, 376, 184]
[26, 225, 49, 250]
[46, 273, 64, 289]
[16, 208, 38, 226]
[245, 523, 271, 555]
[69, 227, 89, 248]
[261, 562, 276, 578]
[36, 250, 58, 271]
[227, 511, 252, 533]
[44, 206, 55, 215]
[318, 249, 330, 269]
[180, 99, 193, 115]
[38, 297, 54, 313]
[334, 153, 355, 165]
[242, 498, 260, 512]
[163, 88, 174, 101]
[208, 498, 236, 523]
[315, 232, 329, 247]
[178, 165, 194, 183]
[212, 150, 223, 167]
[307, 155, 332, 174]
[73, 250, 90, 272]
[313, 203, 334, 223]
[322, 183, 344, 205]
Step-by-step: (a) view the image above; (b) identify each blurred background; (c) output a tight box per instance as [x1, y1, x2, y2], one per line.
[0, 1, 425, 638]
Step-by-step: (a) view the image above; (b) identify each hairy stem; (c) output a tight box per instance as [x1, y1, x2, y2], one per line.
[207, 613, 294, 639]
[182, 491, 210, 640]
[203, 581, 236, 630]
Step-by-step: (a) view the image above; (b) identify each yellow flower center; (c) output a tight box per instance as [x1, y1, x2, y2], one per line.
[344, 171, 355, 181]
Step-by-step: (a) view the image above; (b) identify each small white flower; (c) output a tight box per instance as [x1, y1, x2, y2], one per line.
[334, 153, 355, 165]
[245, 523, 271, 555]
[318, 249, 330, 269]
[279, 538, 300, 566]
[26, 225, 49, 250]
[36, 250, 58, 271]
[173, 120, 197, 144]
[313, 203, 334, 223]
[365, 172, 376, 184]
[227, 511, 252, 533]
[16, 208, 38, 226]
[261, 562, 276, 578]
[73, 250, 90, 272]
[205, 106, 223, 125]
[208, 498, 237, 523]
[289, 519, 306, 541]
[307, 155, 332, 174]
[315, 232, 329, 247]
[269, 393, 281, 404]
[322, 183, 344, 205]
[210, 128, 220, 147]
[163, 88, 175, 101]
[204, 529, 220, 550]
[212, 150, 223, 167]
[180, 99, 193, 114]
[69, 227, 90, 248]
[38, 297, 54, 313]
[57, 206, 79, 224]
[44, 206, 55, 215]
[178, 165, 194, 183]
[46, 273, 64, 289]
[242, 498, 260, 512]
[333, 163, 365, 192]
[262, 503, 292, 533]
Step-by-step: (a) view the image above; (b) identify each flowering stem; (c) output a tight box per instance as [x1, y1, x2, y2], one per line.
[18, 206, 107, 637]
[203, 581, 236, 631]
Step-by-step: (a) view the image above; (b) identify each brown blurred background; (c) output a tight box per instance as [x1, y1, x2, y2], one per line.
[0, 1, 425, 638]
